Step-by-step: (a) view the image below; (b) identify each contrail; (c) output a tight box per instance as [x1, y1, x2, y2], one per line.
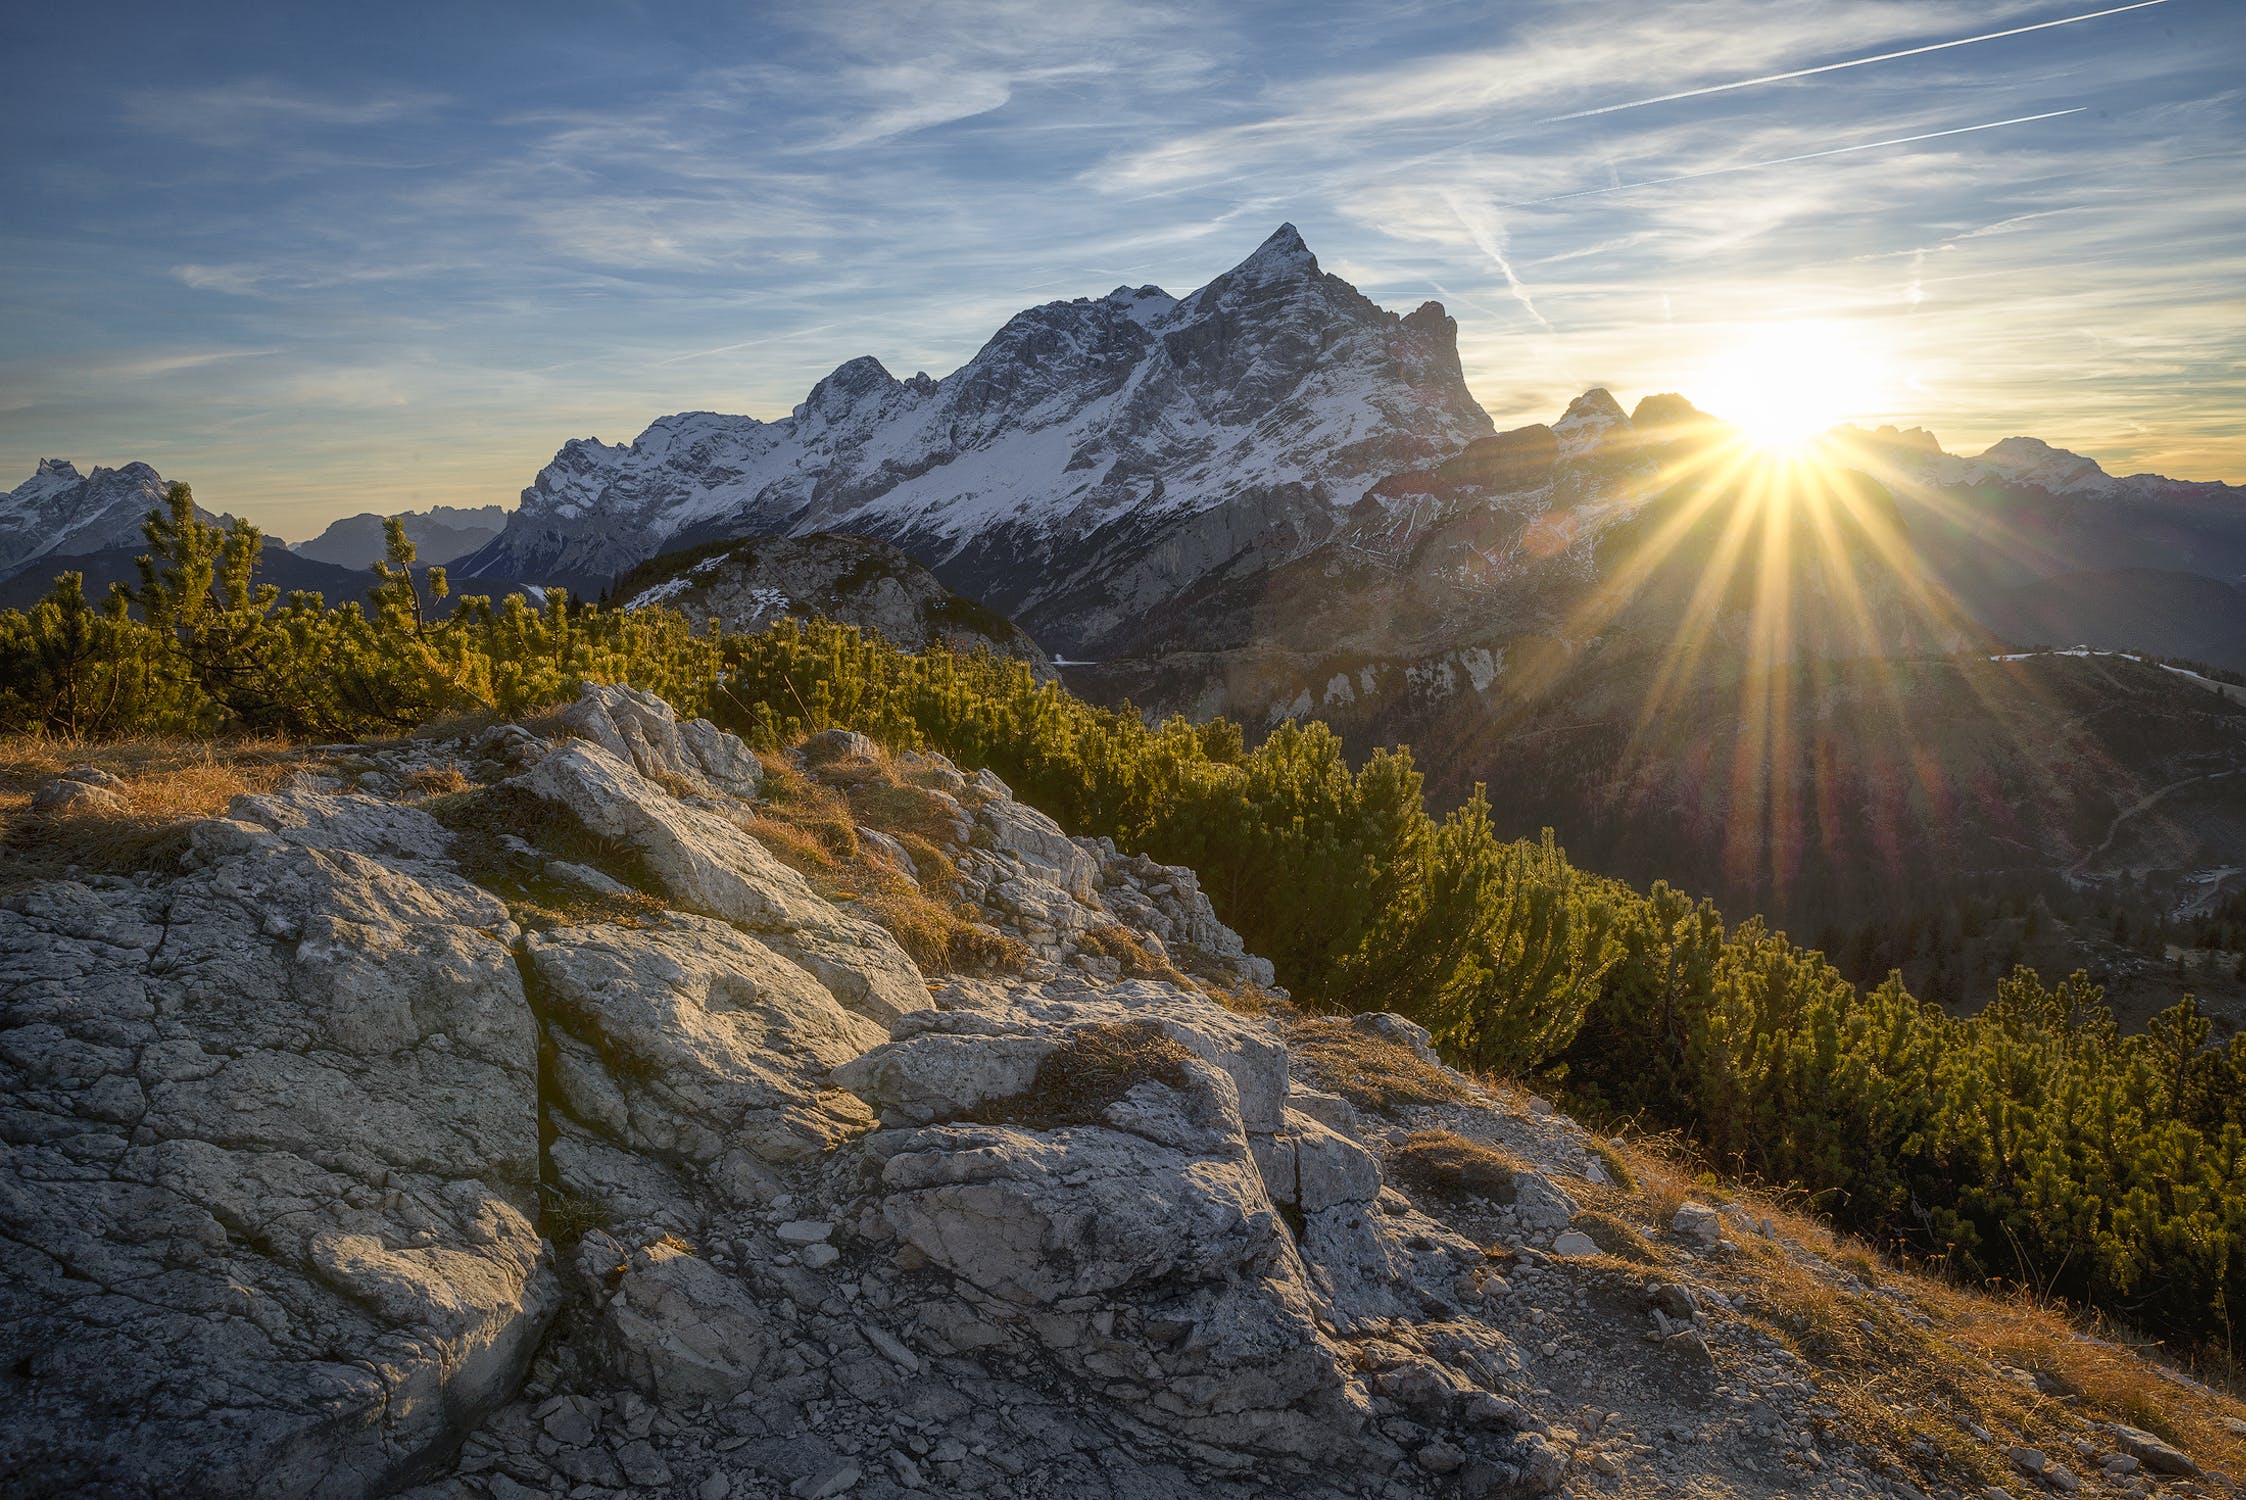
[1541, 1, 2172, 123]
[1508, 108, 2086, 206]
[1441, 187, 1551, 328]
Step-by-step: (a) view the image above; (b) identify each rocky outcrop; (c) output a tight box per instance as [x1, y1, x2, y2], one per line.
[0, 789, 554, 1495]
[8, 685, 2205, 1499]
[609, 534, 1056, 677]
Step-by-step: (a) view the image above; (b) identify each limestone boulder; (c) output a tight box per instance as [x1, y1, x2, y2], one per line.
[558, 682, 762, 799]
[0, 792, 556, 1496]
[517, 742, 929, 1026]
[527, 914, 884, 1195]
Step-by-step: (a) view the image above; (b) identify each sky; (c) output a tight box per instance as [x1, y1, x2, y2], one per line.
[2, 0, 2242, 536]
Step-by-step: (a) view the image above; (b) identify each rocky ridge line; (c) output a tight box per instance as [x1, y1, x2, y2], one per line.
[2, 686, 2236, 1499]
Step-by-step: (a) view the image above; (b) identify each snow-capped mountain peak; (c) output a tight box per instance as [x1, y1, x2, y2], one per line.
[0, 459, 174, 582]
[1552, 387, 1631, 459]
[1972, 435, 2115, 496]
[461, 224, 1494, 651]
[1219, 221, 1319, 283]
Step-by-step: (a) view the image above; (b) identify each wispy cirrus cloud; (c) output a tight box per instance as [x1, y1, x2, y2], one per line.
[0, 0, 2238, 528]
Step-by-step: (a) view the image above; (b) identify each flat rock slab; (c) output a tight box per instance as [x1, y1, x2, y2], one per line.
[0, 792, 557, 1495]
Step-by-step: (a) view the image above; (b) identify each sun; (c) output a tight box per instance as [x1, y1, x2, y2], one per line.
[1691, 320, 1895, 457]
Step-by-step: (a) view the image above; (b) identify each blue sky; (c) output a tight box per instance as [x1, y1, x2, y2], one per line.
[3, 0, 2241, 534]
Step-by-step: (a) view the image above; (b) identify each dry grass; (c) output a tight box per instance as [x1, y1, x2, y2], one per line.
[0, 735, 306, 891]
[974, 1020, 1197, 1129]
[1570, 1209, 1659, 1263]
[403, 764, 471, 797]
[1286, 1017, 1468, 1114]
[1076, 922, 1190, 984]
[428, 782, 668, 928]
[1573, 1128, 2246, 1492]
[737, 739, 1028, 976]
[1387, 1129, 1528, 1205]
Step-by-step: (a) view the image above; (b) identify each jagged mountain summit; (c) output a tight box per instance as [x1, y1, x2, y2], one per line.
[292, 504, 506, 568]
[459, 225, 1493, 653]
[0, 459, 176, 581]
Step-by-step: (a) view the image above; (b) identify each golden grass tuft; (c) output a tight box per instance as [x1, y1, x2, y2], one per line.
[1076, 922, 1189, 984]
[735, 735, 1028, 976]
[0, 735, 305, 891]
[975, 1020, 1197, 1129]
[1387, 1129, 1528, 1205]
[403, 764, 472, 797]
[1286, 1017, 1467, 1114]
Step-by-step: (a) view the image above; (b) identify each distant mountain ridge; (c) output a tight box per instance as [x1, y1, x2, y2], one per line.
[0, 460, 183, 581]
[292, 505, 505, 568]
[458, 224, 1493, 653]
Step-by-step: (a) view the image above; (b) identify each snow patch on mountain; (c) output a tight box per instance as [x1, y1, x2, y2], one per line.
[460, 224, 1493, 650]
[0, 459, 176, 580]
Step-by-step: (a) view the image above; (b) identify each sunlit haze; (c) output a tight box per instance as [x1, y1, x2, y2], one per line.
[3, 0, 2242, 534]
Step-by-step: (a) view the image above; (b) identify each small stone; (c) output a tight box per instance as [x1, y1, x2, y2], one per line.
[541, 1402, 598, 1448]
[777, 1220, 835, 1245]
[2110, 1425, 2197, 1476]
[1417, 1440, 1467, 1474]
[697, 1475, 733, 1500]
[1671, 1202, 1721, 1248]
[2010, 1446, 2049, 1475]
[617, 1439, 672, 1486]
[791, 1459, 862, 1498]
[1550, 1230, 1598, 1256]
[800, 1242, 841, 1269]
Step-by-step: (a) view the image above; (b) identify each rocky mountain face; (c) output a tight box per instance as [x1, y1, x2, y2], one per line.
[294, 505, 507, 568]
[6, 684, 2234, 1498]
[457, 225, 1492, 653]
[608, 534, 1055, 677]
[0, 458, 178, 581]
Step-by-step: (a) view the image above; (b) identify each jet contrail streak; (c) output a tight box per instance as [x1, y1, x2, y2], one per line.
[1508, 108, 2086, 206]
[1540, 1, 2171, 123]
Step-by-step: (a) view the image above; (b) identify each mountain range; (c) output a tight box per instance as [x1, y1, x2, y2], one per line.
[456, 224, 1492, 651]
[291, 504, 505, 568]
[7, 223, 2244, 1020]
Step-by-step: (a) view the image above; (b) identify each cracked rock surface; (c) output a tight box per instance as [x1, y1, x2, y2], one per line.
[8, 684, 2230, 1500]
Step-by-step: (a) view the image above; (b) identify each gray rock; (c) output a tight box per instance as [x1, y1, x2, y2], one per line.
[0, 792, 556, 1495]
[559, 682, 763, 798]
[1289, 1109, 1382, 1212]
[594, 1236, 770, 1404]
[29, 776, 127, 813]
[528, 913, 883, 1190]
[1511, 1171, 1580, 1232]
[518, 741, 929, 1025]
[2110, 1424, 2197, 1475]
[1671, 1201, 1721, 1248]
